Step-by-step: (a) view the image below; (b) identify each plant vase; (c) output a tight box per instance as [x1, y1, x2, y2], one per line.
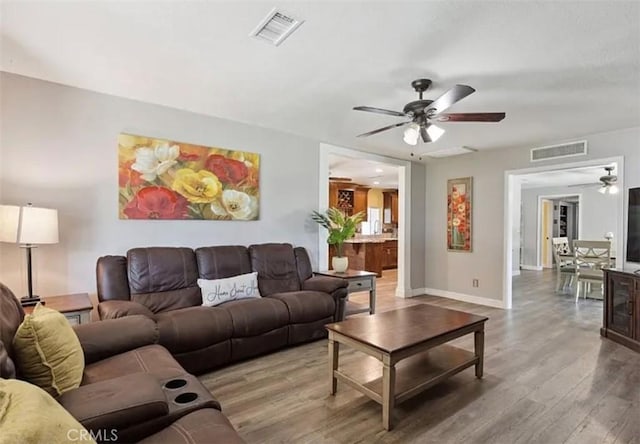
[332, 256, 349, 273]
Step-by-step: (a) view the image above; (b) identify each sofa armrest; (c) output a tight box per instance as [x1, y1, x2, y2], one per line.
[98, 300, 154, 320]
[303, 276, 348, 321]
[58, 373, 168, 436]
[302, 275, 348, 295]
[73, 315, 159, 365]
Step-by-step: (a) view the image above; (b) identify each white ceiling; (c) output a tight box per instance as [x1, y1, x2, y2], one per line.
[2, 1, 639, 160]
[329, 154, 399, 189]
[519, 164, 615, 189]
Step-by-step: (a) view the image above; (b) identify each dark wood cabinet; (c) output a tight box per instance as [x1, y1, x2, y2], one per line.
[382, 240, 398, 269]
[329, 181, 368, 221]
[602, 269, 640, 352]
[353, 188, 369, 218]
[383, 190, 398, 224]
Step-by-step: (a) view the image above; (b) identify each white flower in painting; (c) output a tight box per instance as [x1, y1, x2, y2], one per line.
[131, 144, 180, 181]
[211, 190, 258, 220]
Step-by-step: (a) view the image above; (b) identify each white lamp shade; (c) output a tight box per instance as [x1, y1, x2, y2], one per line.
[427, 124, 445, 142]
[19, 206, 59, 244]
[0, 205, 20, 243]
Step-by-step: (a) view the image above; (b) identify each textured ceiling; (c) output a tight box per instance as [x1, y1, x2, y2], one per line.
[1, 1, 639, 160]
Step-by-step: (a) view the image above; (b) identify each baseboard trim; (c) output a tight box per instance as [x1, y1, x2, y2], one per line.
[417, 287, 506, 309]
[520, 265, 543, 271]
[512, 270, 521, 276]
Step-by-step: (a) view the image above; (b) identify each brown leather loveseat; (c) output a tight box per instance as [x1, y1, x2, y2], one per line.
[0, 283, 244, 443]
[96, 243, 348, 374]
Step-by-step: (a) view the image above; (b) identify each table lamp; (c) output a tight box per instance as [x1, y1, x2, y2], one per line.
[0, 203, 59, 306]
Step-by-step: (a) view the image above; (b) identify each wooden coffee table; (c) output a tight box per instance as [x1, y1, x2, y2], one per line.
[325, 304, 488, 430]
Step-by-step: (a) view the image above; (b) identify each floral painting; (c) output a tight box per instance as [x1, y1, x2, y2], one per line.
[447, 177, 472, 252]
[118, 134, 259, 220]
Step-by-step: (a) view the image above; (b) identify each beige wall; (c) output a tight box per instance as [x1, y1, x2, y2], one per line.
[367, 188, 384, 209]
[425, 126, 640, 304]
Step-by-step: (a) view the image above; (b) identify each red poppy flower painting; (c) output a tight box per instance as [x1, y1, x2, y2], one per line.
[118, 133, 260, 220]
[447, 177, 472, 252]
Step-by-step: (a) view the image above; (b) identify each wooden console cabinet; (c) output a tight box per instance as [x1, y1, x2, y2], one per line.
[602, 269, 640, 352]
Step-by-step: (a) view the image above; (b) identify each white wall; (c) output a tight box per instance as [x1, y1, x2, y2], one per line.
[0, 73, 324, 298]
[425, 126, 640, 305]
[521, 185, 619, 267]
[0, 73, 428, 299]
[512, 178, 522, 273]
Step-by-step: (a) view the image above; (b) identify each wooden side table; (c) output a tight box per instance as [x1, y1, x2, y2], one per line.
[23, 293, 93, 325]
[314, 270, 376, 316]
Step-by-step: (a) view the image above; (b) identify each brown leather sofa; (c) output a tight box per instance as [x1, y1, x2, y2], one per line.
[0, 283, 244, 444]
[96, 243, 348, 374]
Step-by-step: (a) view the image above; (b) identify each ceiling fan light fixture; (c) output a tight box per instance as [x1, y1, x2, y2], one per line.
[426, 124, 445, 142]
[609, 184, 619, 194]
[598, 186, 607, 194]
[403, 123, 420, 145]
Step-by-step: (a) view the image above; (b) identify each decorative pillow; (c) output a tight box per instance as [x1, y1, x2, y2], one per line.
[198, 272, 262, 307]
[12, 303, 84, 397]
[0, 379, 96, 444]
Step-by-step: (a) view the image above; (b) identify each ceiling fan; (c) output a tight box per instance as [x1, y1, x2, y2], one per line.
[354, 78, 506, 145]
[569, 166, 619, 194]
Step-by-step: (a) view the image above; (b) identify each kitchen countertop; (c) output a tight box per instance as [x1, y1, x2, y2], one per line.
[345, 237, 397, 244]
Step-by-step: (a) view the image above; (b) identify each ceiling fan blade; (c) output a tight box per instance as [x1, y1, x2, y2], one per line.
[353, 106, 407, 117]
[357, 121, 412, 137]
[425, 85, 476, 115]
[434, 112, 506, 122]
[420, 126, 431, 143]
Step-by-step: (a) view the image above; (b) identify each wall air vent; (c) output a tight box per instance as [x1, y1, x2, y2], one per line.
[250, 8, 304, 46]
[530, 140, 587, 162]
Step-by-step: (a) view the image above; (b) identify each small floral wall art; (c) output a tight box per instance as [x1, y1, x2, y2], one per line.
[447, 177, 472, 252]
[118, 134, 259, 220]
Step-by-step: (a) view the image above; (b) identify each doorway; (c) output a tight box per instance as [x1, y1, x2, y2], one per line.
[503, 156, 624, 308]
[318, 143, 412, 298]
[537, 195, 581, 269]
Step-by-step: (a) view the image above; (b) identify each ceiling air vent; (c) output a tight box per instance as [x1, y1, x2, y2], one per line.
[530, 140, 587, 162]
[250, 8, 304, 46]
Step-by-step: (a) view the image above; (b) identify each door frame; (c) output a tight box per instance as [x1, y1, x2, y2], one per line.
[503, 155, 624, 309]
[536, 193, 583, 268]
[319, 143, 412, 298]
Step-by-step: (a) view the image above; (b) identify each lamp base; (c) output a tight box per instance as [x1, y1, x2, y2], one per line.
[20, 296, 44, 307]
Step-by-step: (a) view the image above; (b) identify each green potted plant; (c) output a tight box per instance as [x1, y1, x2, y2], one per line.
[311, 207, 365, 272]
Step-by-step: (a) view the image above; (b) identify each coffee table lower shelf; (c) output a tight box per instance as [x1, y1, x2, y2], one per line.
[334, 345, 477, 407]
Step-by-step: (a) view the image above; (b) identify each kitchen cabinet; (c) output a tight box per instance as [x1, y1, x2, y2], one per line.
[330, 241, 383, 277]
[353, 188, 369, 218]
[383, 190, 398, 224]
[382, 240, 398, 269]
[329, 181, 369, 221]
[602, 269, 640, 353]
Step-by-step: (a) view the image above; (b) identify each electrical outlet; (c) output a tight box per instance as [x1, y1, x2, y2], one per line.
[473, 279, 479, 288]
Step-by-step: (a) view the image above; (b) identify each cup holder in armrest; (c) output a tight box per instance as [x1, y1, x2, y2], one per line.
[164, 379, 188, 390]
[174, 392, 199, 405]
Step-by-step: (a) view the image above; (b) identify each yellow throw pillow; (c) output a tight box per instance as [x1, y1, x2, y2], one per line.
[12, 303, 84, 397]
[0, 378, 96, 444]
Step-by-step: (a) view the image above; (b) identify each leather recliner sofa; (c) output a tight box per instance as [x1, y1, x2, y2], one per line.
[0, 283, 244, 443]
[96, 243, 348, 374]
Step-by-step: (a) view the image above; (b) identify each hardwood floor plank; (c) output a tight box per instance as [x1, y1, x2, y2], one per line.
[199, 269, 639, 443]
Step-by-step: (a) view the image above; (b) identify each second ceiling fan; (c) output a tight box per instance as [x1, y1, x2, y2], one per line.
[354, 78, 506, 145]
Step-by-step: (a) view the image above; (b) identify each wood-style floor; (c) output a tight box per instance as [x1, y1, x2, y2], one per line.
[200, 269, 640, 444]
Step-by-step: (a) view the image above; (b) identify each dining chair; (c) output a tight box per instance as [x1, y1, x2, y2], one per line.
[551, 237, 575, 293]
[573, 240, 611, 302]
